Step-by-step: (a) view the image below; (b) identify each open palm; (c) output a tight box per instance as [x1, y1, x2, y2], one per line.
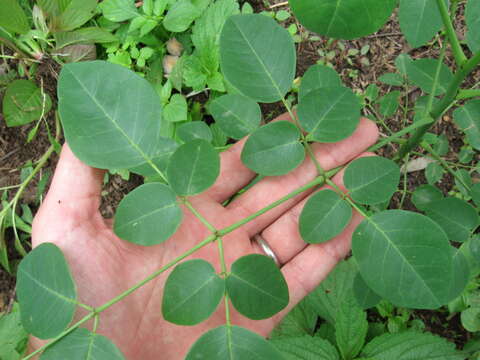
[30, 114, 378, 359]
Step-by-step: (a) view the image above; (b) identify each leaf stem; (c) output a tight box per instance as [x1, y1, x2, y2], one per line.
[183, 198, 217, 233]
[436, 0, 467, 66]
[216, 237, 231, 327]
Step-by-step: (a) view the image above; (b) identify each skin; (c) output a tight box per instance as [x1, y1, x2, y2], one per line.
[30, 114, 378, 359]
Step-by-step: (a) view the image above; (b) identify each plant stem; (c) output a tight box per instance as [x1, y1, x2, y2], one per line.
[436, 0, 467, 66]
[216, 237, 231, 327]
[396, 51, 480, 159]
[218, 174, 332, 236]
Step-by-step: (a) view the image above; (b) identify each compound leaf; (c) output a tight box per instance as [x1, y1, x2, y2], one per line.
[299, 65, 342, 101]
[271, 336, 339, 360]
[424, 197, 479, 243]
[114, 183, 182, 246]
[167, 139, 220, 196]
[226, 254, 289, 320]
[0, 0, 29, 34]
[352, 210, 454, 309]
[361, 331, 464, 360]
[220, 14, 295, 103]
[17, 243, 77, 339]
[453, 99, 480, 151]
[3, 80, 52, 127]
[399, 0, 443, 48]
[58, 61, 163, 170]
[241, 121, 305, 176]
[289, 0, 397, 39]
[335, 297, 368, 360]
[466, 0, 480, 53]
[405, 58, 454, 95]
[299, 189, 352, 244]
[186, 325, 284, 359]
[208, 94, 261, 139]
[298, 87, 361, 143]
[411, 184, 443, 211]
[40, 328, 125, 359]
[344, 157, 400, 205]
[162, 259, 224, 325]
[177, 122, 213, 143]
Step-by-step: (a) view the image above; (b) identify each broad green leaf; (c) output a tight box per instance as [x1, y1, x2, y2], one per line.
[0, 304, 28, 359]
[454, 168, 472, 197]
[299, 64, 342, 101]
[56, 0, 97, 31]
[163, 94, 188, 123]
[424, 197, 479, 243]
[167, 139, 220, 196]
[426, 162, 444, 184]
[0, 0, 29, 34]
[471, 183, 480, 207]
[129, 138, 178, 177]
[453, 100, 480, 151]
[335, 297, 368, 360]
[163, 0, 200, 32]
[162, 259, 224, 325]
[466, 0, 480, 53]
[208, 94, 261, 139]
[3, 80, 52, 127]
[405, 58, 454, 95]
[298, 87, 361, 143]
[352, 210, 454, 309]
[344, 157, 400, 205]
[219, 14, 295, 103]
[377, 90, 400, 117]
[241, 121, 305, 176]
[54, 27, 118, 48]
[289, 0, 397, 39]
[271, 336, 339, 360]
[449, 248, 470, 302]
[412, 184, 443, 211]
[462, 307, 480, 332]
[378, 73, 404, 86]
[58, 61, 163, 170]
[114, 183, 182, 246]
[101, 0, 139, 21]
[395, 54, 413, 76]
[270, 298, 317, 338]
[361, 331, 464, 360]
[353, 273, 381, 310]
[308, 259, 357, 324]
[227, 254, 289, 320]
[299, 189, 352, 244]
[40, 328, 124, 359]
[17, 243, 77, 339]
[399, 0, 443, 48]
[186, 325, 284, 359]
[178, 122, 213, 143]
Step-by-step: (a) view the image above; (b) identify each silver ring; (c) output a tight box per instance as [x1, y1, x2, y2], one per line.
[253, 234, 280, 267]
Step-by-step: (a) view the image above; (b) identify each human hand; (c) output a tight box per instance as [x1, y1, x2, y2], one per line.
[30, 113, 378, 359]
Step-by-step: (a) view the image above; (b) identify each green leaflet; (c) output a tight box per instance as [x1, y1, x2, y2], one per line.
[163, 0, 200, 33]
[0, 303, 28, 359]
[399, 0, 444, 48]
[377, 90, 401, 117]
[226, 254, 289, 320]
[466, 0, 480, 53]
[16, 243, 77, 339]
[178, 122, 213, 143]
[209, 94, 261, 140]
[299, 189, 352, 244]
[186, 325, 285, 359]
[424, 197, 479, 243]
[167, 139, 220, 196]
[298, 87, 361, 143]
[453, 99, 480, 151]
[289, 0, 397, 39]
[352, 273, 381, 310]
[162, 259, 224, 325]
[40, 328, 125, 359]
[405, 58, 454, 95]
[411, 184, 443, 211]
[113, 183, 183, 246]
[58, 61, 164, 170]
[299, 64, 343, 101]
[240, 121, 305, 176]
[344, 157, 400, 205]
[352, 210, 454, 309]
[100, 0, 139, 22]
[220, 14, 295, 103]
[3, 80, 52, 127]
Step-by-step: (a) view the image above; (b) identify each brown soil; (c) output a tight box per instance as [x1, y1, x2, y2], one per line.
[1, 0, 477, 350]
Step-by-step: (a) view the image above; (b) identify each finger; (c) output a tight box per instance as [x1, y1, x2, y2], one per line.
[274, 210, 364, 320]
[260, 153, 376, 265]
[203, 113, 292, 203]
[227, 118, 379, 236]
[35, 144, 105, 222]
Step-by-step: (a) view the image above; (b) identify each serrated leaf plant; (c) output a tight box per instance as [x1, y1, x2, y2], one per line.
[13, 0, 480, 358]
